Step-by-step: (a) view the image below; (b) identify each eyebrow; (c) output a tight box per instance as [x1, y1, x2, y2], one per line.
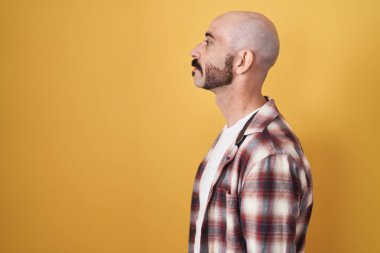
[205, 32, 216, 40]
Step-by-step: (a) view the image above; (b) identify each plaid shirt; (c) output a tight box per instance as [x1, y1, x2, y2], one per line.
[188, 96, 313, 253]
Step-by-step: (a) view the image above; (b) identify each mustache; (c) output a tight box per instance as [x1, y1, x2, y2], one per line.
[191, 59, 202, 73]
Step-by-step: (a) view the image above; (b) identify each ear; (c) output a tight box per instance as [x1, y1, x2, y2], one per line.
[235, 50, 255, 74]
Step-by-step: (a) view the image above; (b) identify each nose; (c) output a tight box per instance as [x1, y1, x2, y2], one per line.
[190, 43, 201, 59]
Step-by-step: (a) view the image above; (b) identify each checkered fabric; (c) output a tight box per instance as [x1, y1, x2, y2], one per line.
[188, 96, 313, 253]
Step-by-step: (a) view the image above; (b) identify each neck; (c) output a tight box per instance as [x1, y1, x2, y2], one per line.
[213, 79, 267, 128]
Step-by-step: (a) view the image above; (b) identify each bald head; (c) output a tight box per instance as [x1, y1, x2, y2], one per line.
[212, 11, 280, 71]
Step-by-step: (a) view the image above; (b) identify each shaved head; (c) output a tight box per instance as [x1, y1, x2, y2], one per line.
[211, 11, 280, 71]
[190, 10, 280, 92]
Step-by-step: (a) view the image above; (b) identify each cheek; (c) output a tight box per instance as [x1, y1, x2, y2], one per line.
[205, 59, 224, 70]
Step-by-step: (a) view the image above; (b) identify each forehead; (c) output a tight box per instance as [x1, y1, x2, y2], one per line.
[206, 17, 234, 43]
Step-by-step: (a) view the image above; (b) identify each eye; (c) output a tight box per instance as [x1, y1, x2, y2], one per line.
[204, 39, 210, 46]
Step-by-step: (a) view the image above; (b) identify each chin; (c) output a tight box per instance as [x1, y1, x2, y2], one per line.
[192, 78, 205, 88]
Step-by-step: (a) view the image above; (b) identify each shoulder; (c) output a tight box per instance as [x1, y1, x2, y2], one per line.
[239, 113, 310, 174]
[239, 113, 312, 192]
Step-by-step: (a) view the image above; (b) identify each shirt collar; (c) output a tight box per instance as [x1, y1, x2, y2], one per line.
[235, 96, 280, 145]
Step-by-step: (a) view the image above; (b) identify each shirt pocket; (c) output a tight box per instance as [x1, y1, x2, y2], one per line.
[225, 191, 247, 253]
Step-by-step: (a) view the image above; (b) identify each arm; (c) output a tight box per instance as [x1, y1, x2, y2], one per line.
[240, 154, 302, 253]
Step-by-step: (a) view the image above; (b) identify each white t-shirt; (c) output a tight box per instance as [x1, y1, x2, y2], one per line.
[194, 107, 261, 253]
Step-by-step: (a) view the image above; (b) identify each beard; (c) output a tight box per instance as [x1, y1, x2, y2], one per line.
[203, 53, 235, 90]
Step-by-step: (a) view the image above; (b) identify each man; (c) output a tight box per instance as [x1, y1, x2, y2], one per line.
[188, 11, 313, 253]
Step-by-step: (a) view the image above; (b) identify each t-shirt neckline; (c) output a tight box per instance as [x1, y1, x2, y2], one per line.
[223, 107, 261, 133]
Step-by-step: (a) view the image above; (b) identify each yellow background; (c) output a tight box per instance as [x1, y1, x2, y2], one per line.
[1, 0, 379, 252]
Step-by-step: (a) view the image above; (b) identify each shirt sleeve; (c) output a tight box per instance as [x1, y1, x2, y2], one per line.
[239, 154, 302, 253]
